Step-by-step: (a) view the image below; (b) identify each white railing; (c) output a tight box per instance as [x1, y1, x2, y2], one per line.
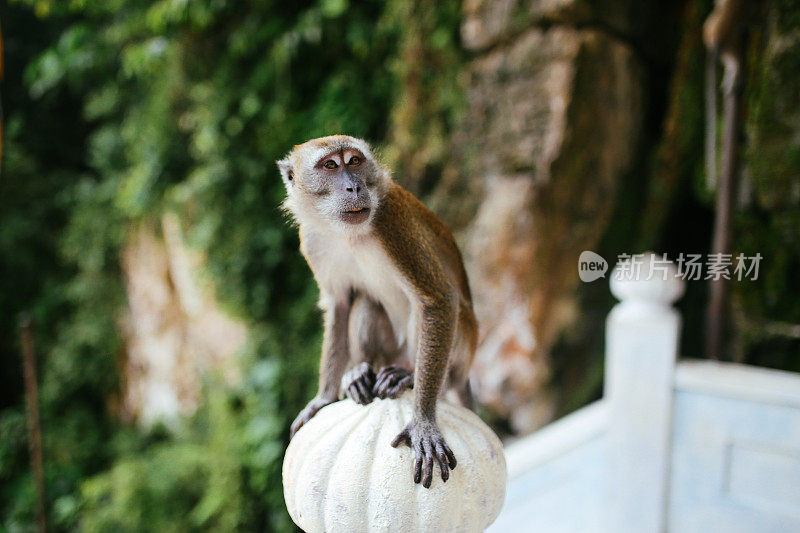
[488, 254, 800, 533]
[604, 256, 684, 532]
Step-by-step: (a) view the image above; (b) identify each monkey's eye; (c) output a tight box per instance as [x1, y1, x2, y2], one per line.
[348, 156, 361, 166]
[323, 160, 338, 170]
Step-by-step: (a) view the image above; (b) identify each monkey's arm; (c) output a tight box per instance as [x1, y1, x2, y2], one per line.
[289, 297, 351, 438]
[390, 292, 459, 488]
[374, 186, 461, 486]
[411, 296, 457, 420]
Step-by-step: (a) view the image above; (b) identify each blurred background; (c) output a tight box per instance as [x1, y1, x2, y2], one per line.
[1, 0, 798, 530]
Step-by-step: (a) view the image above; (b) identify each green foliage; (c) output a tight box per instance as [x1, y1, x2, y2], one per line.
[2, 0, 464, 530]
[75, 360, 286, 532]
[0, 3, 121, 528]
[737, 0, 800, 370]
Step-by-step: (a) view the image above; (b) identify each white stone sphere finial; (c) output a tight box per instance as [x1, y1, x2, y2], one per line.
[609, 252, 685, 308]
[283, 391, 507, 533]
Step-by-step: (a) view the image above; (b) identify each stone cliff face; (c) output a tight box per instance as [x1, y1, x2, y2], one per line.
[117, 0, 800, 433]
[447, 0, 800, 430]
[115, 0, 648, 432]
[440, 0, 645, 431]
[119, 215, 247, 426]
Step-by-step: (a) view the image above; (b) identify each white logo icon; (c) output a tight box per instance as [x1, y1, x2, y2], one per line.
[578, 251, 608, 282]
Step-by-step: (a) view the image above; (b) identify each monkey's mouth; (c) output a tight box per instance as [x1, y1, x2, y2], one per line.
[340, 207, 371, 224]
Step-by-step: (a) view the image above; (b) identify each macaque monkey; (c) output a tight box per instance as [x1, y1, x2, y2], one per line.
[278, 135, 477, 488]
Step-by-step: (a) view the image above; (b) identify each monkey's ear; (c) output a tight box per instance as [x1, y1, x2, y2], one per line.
[276, 158, 294, 189]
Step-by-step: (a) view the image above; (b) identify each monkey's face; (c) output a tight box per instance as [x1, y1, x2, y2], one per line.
[278, 136, 385, 233]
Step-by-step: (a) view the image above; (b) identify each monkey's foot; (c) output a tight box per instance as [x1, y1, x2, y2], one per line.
[343, 362, 377, 405]
[391, 418, 457, 488]
[290, 396, 335, 439]
[373, 366, 413, 399]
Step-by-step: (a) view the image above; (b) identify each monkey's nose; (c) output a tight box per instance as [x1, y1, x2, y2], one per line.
[346, 185, 361, 193]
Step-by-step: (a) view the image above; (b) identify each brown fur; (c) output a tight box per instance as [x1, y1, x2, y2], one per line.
[372, 182, 477, 416]
[281, 135, 477, 486]
[281, 135, 477, 424]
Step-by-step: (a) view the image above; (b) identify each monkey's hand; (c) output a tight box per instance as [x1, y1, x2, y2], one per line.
[290, 396, 335, 439]
[343, 362, 377, 405]
[391, 418, 457, 488]
[373, 366, 413, 399]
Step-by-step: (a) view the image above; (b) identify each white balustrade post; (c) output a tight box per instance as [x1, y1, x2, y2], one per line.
[605, 253, 685, 533]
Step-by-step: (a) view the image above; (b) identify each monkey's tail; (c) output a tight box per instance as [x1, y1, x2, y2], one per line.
[705, 48, 719, 192]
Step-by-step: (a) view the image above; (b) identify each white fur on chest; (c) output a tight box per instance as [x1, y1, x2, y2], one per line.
[305, 230, 416, 351]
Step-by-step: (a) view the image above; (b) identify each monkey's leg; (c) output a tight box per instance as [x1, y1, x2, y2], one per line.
[343, 294, 400, 404]
[374, 366, 414, 399]
[456, 377, 475, 410]
[290, 299, 351, 439]
[349, 293, 399, 367]
[448, 321, 476, 409]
